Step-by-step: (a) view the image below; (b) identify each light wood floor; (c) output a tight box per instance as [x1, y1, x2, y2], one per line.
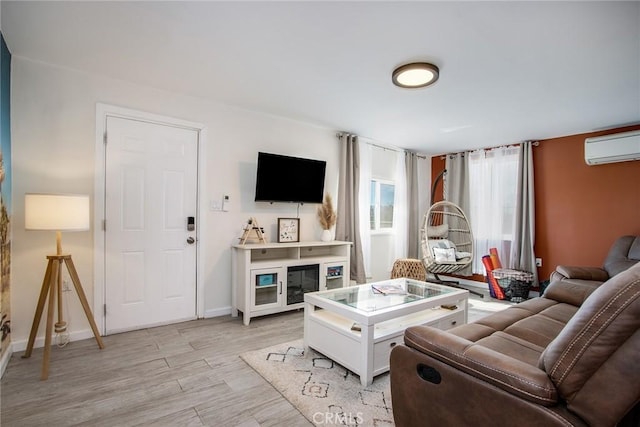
[1, 292, 504, 426]
[1, 311, 312, 427]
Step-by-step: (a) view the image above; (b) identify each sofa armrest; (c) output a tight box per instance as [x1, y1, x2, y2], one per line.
[404, 326, 558, 406]
[553, 265, 609, 281]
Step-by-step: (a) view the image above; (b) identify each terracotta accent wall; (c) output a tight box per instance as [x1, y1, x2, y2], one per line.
[534, 124, 640, 280]
[431, 124, 640, 284]
[431, 156, 446, 204]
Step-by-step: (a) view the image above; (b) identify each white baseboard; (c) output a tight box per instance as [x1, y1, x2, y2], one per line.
[11, 329, 95, 353]
[12, 310, 233, 353]
[1, 342, 12, 378]
[444, 276, 487, 289]
[204, 306, 232, 318]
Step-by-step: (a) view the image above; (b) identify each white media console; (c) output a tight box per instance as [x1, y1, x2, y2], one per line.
[231, 241, 352, 325]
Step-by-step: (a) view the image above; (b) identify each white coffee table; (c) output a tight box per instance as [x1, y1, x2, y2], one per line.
[303, 278, 468, 386]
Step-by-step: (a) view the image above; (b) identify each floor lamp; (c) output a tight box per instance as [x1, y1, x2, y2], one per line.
[22, 193, 104, 380]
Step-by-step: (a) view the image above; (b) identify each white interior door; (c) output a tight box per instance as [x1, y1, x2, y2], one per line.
[105, 116, 198, 333]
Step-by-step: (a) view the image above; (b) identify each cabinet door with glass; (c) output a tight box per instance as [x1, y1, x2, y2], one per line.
[323, 262, 348, 290]
[250, 267, 285, 311]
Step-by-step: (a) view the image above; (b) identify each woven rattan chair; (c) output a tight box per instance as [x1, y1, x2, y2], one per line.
[390, 258, 427, 281]
[420, 201, 483, 297]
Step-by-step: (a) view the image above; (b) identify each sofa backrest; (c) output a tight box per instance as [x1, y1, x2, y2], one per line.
[604, 235, 640, 277]
[539, 262, 640, 426]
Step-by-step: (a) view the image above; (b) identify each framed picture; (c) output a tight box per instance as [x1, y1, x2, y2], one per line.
[278, 218, 300, 243]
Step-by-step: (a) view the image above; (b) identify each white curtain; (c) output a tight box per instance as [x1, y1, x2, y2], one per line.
[358, 143, 372, 278]
[468, 146, 521, 274]
[394, 150, 408, 261]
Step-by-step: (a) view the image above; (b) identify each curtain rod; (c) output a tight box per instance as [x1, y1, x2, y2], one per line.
[438, 141, 540, 159]
[335, 132, 428, 159]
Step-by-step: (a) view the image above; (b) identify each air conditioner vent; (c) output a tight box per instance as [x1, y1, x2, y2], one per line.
[585, 130, 640, 165]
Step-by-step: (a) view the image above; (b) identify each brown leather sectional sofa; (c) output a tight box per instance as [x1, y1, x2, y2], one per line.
[390, 236, 640, 426]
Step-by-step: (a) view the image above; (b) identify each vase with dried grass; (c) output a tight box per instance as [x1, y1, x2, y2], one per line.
[317, 194, 337, 242]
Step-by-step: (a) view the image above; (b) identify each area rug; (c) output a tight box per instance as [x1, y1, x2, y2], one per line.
[241, 340, 394, 426]
[240, 301, 510, 426]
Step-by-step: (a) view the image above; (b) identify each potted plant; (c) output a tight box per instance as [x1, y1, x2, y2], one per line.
[317, 194, 337, 242]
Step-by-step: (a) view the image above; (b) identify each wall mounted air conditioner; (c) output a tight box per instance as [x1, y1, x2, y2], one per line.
[584, 130, 640, 165]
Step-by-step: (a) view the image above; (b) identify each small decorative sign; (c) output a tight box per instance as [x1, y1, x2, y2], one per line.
[278, 218, 300, 243]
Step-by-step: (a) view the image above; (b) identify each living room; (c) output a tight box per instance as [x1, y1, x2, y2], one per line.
[1, 2, 639, 426]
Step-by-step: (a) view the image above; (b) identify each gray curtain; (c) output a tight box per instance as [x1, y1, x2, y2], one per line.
[335, 134, 367, 284]
[405, 151, 420, 259]
[510, 142, 538, 284]
[444, 153, 472, 276]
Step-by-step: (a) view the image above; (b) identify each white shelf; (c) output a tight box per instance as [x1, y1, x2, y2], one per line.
[231, 241, 352, 325]
[310, 305, 465, 341]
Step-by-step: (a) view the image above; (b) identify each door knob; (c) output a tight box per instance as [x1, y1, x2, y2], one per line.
[186, 237, 195, 244]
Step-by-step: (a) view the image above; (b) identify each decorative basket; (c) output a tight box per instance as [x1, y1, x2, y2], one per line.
[491, 268, 534, 303]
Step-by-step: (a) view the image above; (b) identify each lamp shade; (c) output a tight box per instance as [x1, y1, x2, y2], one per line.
[25, 194, 90, 231]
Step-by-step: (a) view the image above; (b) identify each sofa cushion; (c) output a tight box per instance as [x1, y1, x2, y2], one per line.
[539, 263, 640, 426]
[474, 331, 545, 366]
[446, 298, 576, 367]
[449, 298, 557, 341]
[537, 303, 580, 324]
[503, 312, 570, 349]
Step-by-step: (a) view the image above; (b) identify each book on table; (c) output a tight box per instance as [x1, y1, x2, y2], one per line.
[371, 283, 407, 295]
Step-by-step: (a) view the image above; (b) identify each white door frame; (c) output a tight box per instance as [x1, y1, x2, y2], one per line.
[94, 103, 207, 335]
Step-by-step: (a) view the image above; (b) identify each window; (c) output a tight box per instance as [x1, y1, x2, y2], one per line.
[370, 179, 395, 231]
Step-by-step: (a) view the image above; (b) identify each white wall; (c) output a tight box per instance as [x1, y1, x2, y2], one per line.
[11, 57, 339, 347]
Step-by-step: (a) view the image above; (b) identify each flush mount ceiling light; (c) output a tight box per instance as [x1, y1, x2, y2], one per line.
[392, 62, 439, 88]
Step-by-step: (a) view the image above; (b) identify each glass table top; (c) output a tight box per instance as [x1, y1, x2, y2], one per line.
[318, 278, 457, 313]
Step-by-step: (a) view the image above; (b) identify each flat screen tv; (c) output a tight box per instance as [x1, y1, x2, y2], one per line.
[254, 152, 326, 203]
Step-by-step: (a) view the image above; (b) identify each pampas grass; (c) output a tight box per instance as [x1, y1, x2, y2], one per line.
[317, 194, 337, 230]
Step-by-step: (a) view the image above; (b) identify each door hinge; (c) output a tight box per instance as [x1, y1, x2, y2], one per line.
[104, 304, 107, 316]
[103, 132, 107, 144]
[102, 219, 106, 231]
